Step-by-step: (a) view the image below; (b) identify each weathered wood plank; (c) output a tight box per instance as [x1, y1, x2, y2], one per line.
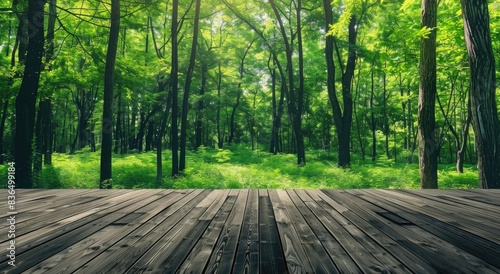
[0, 189, 162, 273]
[124, 190, 226, 272]
[24, 190, 185, 273]
[309, 190, 418, 273]
[1, 189, 500, 274]
[232, 189, 259, 274]
[379, 190, 500, 243]
[258, 189, 287, 274]
[268, 189, 314, 274]
[75, 190, 208, 274]
[177, 190, 239, 273]
[204, 189, 248, 273]
[344, 190, 500, 273]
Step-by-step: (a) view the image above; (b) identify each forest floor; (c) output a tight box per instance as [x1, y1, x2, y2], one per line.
[1, 146, 479, 189]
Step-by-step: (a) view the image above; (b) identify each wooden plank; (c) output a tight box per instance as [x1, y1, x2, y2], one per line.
[379, 190, 500, 243]
[74, 190, 208, 274]
[162, 190, 238, 273]
[287, 190, 339, 273]
[357, 189, 500, 269]
[0, 190, 115, 233]
[160, 190, 235, 273]
[268, 189, 314, 274]
[402, 189, 500, 216]
[203, 189, 248, 273]
[3, 189, 500, 273]
[402, 189, 500, 223]
[0, 190, 139, 243]
[308, 190, 421, 273]
[258, 189, 287, 274]
[24, 190, 186, 273]
[125, 190, 227, 272]
[340, 190, 500, 273]
[232, 189, 260, 273]
[0, 189, 162, 273]
[324, 189, 471, 273]
[177, 190, 239, 273]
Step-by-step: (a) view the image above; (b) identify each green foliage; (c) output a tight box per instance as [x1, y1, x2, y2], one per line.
[3, 147, 478, 189]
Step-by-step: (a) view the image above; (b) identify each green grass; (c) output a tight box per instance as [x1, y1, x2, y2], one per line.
[0, 146, 480, 189]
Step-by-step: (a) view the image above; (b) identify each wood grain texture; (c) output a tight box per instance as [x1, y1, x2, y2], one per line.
[1, 189, 499, 273]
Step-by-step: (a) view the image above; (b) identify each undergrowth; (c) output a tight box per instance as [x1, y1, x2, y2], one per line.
[0, 146, 479, 189]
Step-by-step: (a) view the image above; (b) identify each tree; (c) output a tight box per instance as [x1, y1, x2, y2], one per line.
[171, 0, 180, 177]
[269, 0, 306, 165]
[460, 0, 500, 188]
[15, 0, 45, 188]
[179, 0, 201, 171]
[100, 0, 120, 189]
[417, 0, 438, 189]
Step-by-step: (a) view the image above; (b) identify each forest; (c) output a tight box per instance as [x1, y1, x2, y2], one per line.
[0, 0, 499, 189]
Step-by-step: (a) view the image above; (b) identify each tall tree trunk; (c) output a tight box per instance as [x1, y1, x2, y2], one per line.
[114, 89, 122, 154]
[370, 67, 376, 161]
[295, 0, 306, 165]
[324, 0, 358, 167]
[15, 0, 45, 188]
[42, 0, 56, 165]
[179, 0, 201, 171]
[460, 0, 500, 188]
[100, 0, 120, 188]
[195, 63, 207, 149]
[382, 70, 390, 159]
[418, 0, 438, 189]
[170, 0, 180, 177]
[269, 57, 278, 154]
[216, 62, 223, 149]
[269, 0, 305, 165]
[34, 102, 44, 174]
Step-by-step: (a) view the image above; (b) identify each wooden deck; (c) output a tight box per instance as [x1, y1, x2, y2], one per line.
[1, 189, 500, 273]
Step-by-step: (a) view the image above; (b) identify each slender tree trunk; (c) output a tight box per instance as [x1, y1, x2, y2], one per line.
[460, 0, 500, 188]
[15, 0, 45, 188]
[179, 0, 201, 171]
[418, 0, 438, 189]
[323, 0, 357, 167]
[170, 0, 180, 176]
[269, 0, 305, 165]
[269, 57, 278, 154]
[42, 0, 56, 165]
[383, 71, 390, 159]
[100, 0, 120, 188]
[195, 63, 207, 149]
[34, 102, 44, 175]
[229, 38, 255, 146]
[114, 89, 122, 154]
[370, 67, 376, 161]
[295, 0, 306, 165]
[216, 62, 223, 149]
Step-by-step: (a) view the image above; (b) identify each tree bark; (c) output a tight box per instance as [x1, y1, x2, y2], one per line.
[195, 63, 207, 149]
[171, 0, 180, 177]
[418, 0, 438, 189]
[100, 0, 120, 188]
[179, 0, 201, 171]
[269, 0, 305, 165]
[15, 0, 45, 188]
[370, 67, 376, 161]
[460, 0, 500, 188]
[323, 0, 357, 168]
